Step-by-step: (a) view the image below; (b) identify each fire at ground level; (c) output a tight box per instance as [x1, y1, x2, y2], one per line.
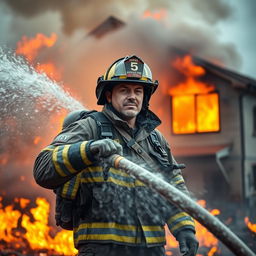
[0, 195, 255, 255]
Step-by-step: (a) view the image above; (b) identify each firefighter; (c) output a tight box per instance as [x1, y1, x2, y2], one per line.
[33, 55, 199, 256]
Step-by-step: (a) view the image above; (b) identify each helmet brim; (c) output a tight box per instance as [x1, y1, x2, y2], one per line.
[96, 79, 158, 105]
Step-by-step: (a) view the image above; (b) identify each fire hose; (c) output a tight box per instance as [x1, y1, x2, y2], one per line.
[105, 154, 256, 256]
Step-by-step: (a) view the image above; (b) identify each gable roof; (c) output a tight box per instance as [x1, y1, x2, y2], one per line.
[87, 16, 125, 39]
[172, 48, 256, 94]
[87, 17, 256, 94]
[194, 56, 256, 94]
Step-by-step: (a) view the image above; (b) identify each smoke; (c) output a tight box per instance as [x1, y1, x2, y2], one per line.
[0, 0, 243, 201]
[0, 0, 241, 67]
[3, 0, 234, 29]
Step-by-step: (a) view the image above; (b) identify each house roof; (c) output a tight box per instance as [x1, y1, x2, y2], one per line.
[87, 17, 256, 93]
[87, 16, 125, 39]
[171, 48, 256, 94]
[193, 56, 256, 94]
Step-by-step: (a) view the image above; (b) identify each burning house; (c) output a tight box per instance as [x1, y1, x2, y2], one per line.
[1, 14, 256, 256]
[164, 51, 256, 220]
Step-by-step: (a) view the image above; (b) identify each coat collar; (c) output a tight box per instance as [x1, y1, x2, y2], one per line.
[102, 104, 161, 137]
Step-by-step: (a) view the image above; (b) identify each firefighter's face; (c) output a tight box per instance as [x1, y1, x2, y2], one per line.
[106, 83, 144, 121]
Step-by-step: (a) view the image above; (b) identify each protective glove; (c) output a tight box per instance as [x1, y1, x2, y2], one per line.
[90, 139, 123, 159]
[176, 230, 199, 256]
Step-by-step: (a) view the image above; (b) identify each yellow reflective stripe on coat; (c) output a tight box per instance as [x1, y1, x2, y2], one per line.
[170, 220, 195, 233]
[80, 141, 92, 165]
[74, 222, 165, 246]
[75, 222, 137, 231]
[167, 212, 195, 234]
[171, 174, 185, 185]
[41, 145, 55, 152]
[52, 146, 66, 177]
[75, 234, 136, 245]
[81, 166, 136, 188]
[61, 172, 82, 199]
[168, 212, 190, 223]
[62, 145, 77, 174]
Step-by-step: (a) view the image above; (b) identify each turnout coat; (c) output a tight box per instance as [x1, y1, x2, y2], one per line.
[33, 106, 195, 249]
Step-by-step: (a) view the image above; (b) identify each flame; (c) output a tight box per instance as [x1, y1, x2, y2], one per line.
[37, 62, 62, 81]
[195, 200, 219, 248]
[169, 55, 220, 134]
[33, 136, 42, 145]
[165, 200, 219, 255]
[244, 217, 256, 233]
[15, 33, 61, 81]
[0, 197, 77, 255]
[1, 197, 254, 255]
[208, 247, 218, 256]
[0, 197, 22, 243]
[142, 9, 167, 21]
[16, 33, 57, 63]
[19, 198, 30, 209]
[0, 153, 9, 165]
[49, 108, 68, 133]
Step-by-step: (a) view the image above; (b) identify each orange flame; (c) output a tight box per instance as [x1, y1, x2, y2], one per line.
[37, 62, 62, 81]
[49, 108, 68, 133]
[208, 246, 218, 256]
[0, 197, 22, 243]
[165, 200, 219, 254]
[16, 33, 61, 81]
[16, 33, 57, 63]
[0, 153, 9, 165]
[0, 197, 77, 255]
[142, 9, 167, 21]
[244, 217, 256, 233]
[169, 55, 220, 134]
[33, 136, 42, 145]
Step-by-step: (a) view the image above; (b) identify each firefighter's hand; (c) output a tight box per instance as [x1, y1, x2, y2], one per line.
[90, 139, 123, 159]
[176, 230, 199, 256]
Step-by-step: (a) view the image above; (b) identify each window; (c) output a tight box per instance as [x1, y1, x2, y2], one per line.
[253, 106, 256, 136]
[171, 92, 220, 134]
[252, 165, 256, 192]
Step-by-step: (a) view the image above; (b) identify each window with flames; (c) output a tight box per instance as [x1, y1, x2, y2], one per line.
[171, 91, 220, 134]
[169, 55, 221, 135]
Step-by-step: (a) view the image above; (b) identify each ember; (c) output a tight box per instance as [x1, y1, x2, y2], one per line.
[245, 217, 256, 233]
[142, 9, 168, 21]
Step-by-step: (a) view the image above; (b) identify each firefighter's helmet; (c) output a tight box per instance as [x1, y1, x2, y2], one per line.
[96, 55, 158, 105]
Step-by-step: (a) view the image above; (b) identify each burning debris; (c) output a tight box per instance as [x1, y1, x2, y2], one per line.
[0, 181, 255, 255]
[0, 196, 76, 255]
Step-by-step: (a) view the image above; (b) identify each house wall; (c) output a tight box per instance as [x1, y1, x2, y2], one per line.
[242, 94, 256, 217]
[153, 73, 244, 201]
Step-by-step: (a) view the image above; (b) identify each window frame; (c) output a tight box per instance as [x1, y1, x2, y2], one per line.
[170, 91, 221, 135]
[253, 106, 256, 137]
